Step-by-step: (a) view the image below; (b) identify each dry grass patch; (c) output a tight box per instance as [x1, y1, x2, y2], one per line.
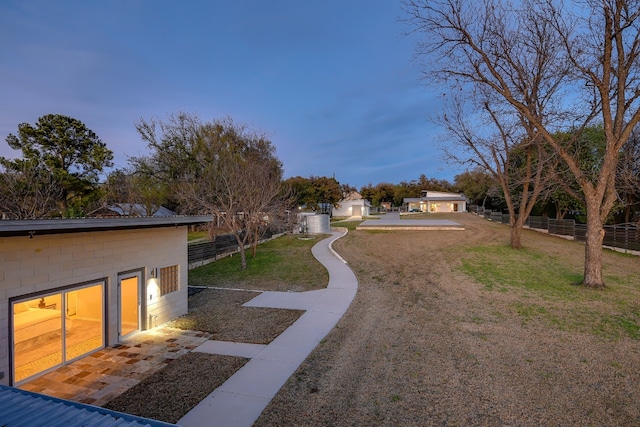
[256, 213, 640, 426]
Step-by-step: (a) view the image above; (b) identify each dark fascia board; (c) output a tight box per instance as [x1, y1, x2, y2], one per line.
[0, 215, 213, 238]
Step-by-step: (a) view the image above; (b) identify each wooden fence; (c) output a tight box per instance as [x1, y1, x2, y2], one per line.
[469, 205, 640, 253]
[187, 228, 282, 268]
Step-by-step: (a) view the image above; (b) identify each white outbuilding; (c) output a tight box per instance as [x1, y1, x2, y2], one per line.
[404, 190, 467, 213]
[332, 191, 371, 218]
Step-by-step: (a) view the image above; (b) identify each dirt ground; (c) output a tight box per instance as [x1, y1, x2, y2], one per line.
[103, 213, 640, 425]
[254, 213, 640, 426]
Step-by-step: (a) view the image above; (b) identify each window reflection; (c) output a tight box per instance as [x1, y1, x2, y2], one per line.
[65, 284, 104, 361]
[13, 295, 63, 383]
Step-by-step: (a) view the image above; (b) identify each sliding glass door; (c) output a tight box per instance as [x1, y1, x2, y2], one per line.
[12, 282, 105, 384]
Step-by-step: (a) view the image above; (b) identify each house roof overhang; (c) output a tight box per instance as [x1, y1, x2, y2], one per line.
[0, 215, 213, 238]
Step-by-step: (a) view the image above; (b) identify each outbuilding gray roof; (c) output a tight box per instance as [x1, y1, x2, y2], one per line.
[0, 215, 212, 237]
[0, 385, 177, 427]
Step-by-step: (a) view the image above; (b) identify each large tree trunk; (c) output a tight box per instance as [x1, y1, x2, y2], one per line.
[623, 203, 632, 224]
[510, 205, 534, 250]
[239, 246, 248, 270]
[509, 218, 523, 249]
[582, 200, 606, 288]
[231, 227, 249, 270]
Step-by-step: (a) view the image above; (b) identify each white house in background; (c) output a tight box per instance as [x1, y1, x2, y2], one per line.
[404, 190, 468, 213]
[0, 215, 210, 386]
[332, 191, 371, 218]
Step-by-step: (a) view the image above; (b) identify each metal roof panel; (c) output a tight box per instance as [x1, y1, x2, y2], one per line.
[0, 385, 177, 427]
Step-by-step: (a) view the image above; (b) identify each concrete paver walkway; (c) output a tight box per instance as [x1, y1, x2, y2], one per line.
[178, 229, 357, 427]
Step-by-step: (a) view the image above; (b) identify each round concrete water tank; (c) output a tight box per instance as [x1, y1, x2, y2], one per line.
[306, 214, 330, 234]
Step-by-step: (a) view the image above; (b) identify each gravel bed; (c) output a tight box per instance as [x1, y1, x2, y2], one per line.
[103, 287, 303, 422]
[104, 352, 247, 423]
[167, 287, 304, 344]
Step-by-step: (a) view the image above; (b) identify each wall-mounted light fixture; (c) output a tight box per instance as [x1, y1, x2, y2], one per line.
[150, 267, 159, 279]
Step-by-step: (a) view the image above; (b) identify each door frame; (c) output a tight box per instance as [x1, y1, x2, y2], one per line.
[117, 269, 145, 341]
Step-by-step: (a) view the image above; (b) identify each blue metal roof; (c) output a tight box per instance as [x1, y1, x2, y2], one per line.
[0, 385, 178, 427]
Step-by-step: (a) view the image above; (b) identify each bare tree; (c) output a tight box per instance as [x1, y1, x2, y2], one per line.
[617, 128, 640, 223]
[405, 0, 640, 287]
[0, 159, 63, 219]
[180, 119, 287, 269]
[133, 112, 203, 215]
[440, 97, 553, 248]
[102, 165, 169, 216]
[136, 113, 288, 270]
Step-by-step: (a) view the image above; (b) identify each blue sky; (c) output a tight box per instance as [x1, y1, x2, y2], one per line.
[0, 0, 460, 189]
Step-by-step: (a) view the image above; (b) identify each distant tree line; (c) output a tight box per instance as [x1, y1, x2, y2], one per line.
[2, 114, 638, 228]
[2, 106, 640, 276]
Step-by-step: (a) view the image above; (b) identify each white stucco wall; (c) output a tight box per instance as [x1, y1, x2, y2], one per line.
[332, 200, 371, 217]
[407, 200, 467, 213]
[0, 226, 188, 386]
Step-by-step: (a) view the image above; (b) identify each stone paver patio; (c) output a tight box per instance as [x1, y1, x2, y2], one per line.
[19, 327, 212, 406]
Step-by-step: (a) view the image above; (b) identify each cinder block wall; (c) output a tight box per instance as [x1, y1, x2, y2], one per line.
[0, 226, 189, 386]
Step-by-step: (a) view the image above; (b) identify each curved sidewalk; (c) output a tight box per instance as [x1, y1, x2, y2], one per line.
[179, 229, 358, 427]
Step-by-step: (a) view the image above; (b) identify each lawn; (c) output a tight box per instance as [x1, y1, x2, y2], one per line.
[330, 219, 362, 231]
[460, 242, 640, 339]
[187, 230, 208, 241]
[188, 233, 329, 291]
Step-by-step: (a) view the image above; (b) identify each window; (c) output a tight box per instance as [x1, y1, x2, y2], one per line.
[159, 265, 179, 295]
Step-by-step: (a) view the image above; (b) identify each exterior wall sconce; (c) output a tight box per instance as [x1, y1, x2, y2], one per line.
[150, 268, 159, 279]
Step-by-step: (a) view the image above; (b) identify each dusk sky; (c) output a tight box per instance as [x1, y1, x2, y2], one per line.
[0, 1, 462, 189]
